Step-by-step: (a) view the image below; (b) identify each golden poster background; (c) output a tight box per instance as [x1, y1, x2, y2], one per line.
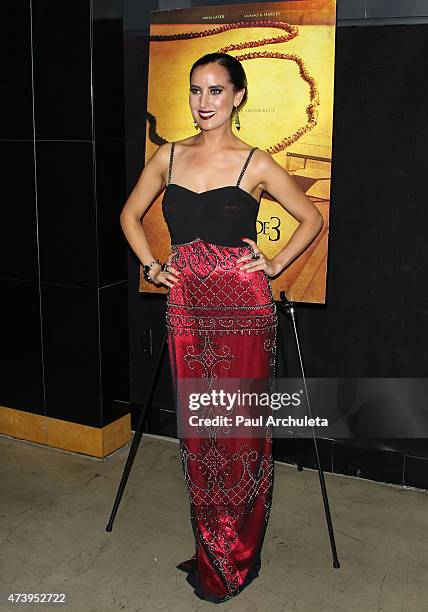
[139, 0, 336, 304]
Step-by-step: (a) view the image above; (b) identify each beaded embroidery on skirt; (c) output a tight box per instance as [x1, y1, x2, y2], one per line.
[166, 237, 278, 603]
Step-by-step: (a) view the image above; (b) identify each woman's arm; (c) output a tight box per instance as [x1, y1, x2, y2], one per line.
[243, 150, 324, 277]
[119, 143, 180, 287]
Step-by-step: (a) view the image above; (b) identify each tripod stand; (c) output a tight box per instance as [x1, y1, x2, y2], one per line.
[106, 291, 340, 569]
[277, 290, 340, 569]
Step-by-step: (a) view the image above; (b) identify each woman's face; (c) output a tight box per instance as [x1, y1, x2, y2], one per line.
[189, 63, 245, 130]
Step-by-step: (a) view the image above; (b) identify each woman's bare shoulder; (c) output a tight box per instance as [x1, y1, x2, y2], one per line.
[172, 136, 200, 149]
[151, 141, 172, 160]
[246, 146, 271, 175]
[251, 146, 273, 165]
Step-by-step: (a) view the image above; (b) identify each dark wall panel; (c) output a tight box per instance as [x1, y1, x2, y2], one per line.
[1, 0, 129, 431]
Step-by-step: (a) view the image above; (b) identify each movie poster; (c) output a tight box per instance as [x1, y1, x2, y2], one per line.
[140, 0, 336, 304]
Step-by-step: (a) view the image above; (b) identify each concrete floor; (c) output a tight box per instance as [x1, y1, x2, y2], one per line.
[0, 433, 427, 612]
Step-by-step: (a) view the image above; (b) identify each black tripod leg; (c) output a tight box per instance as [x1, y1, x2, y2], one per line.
[277, 307, 303, 472]
[292, 327, 340, 569]
[106, 329, 168, 532]
[312, 434, 341, 568]
[279, 291, 340, 568]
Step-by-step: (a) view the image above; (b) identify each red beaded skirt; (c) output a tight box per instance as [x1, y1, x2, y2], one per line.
[166, 237, 278, 603]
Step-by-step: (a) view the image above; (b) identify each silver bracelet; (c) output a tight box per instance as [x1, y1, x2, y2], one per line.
[143, 258, 162, 283]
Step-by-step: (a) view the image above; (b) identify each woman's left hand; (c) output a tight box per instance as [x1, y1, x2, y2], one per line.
[236, 237, 282, 278]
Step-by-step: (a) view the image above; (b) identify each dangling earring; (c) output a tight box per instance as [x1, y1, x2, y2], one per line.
[234, 106, 241, 131]
[192, 116, 198, 129]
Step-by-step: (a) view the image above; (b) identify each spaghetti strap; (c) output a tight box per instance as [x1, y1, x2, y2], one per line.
[167, 141, 176, 185]
[236, 146, 258, 187]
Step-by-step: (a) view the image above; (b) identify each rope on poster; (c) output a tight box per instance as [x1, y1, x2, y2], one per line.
[150, 20, 320, 154]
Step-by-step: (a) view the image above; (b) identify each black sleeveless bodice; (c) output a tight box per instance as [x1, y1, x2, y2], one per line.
[162, 142, 260, 247]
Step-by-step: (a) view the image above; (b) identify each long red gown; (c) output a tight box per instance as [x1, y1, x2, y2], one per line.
[163, 141, 278, 603]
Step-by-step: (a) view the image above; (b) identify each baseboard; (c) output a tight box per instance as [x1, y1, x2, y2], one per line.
[0, 405, 131, 458]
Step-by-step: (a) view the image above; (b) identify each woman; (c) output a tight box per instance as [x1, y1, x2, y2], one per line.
[120, 52, 323, 603]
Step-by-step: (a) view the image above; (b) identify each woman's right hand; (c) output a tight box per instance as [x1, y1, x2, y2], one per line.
[151, 252, 182, 289]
